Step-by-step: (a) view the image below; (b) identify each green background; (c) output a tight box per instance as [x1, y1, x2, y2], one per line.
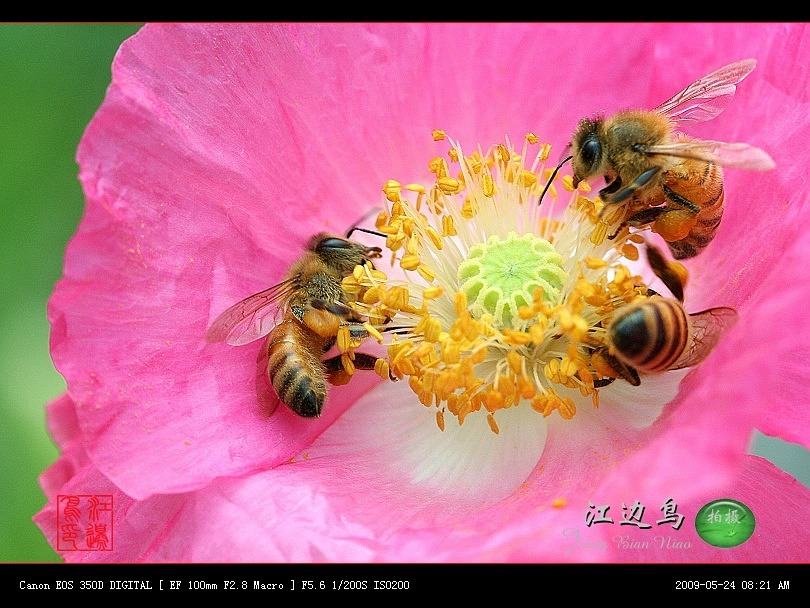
[0, 23, 142, 562]
[0, 23, 807, 563]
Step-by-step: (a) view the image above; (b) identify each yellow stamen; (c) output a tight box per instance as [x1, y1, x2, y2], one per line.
[351, 133, 695, 434]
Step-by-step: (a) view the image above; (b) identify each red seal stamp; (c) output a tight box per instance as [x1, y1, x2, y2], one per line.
[56, 494, 114, 551]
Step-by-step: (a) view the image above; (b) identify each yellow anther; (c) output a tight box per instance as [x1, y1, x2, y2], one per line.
[341, 353, 355, 375]
[423, 318, 443, 343]
[374, 357, 390, 380]
[502, 328, 532, 346]
[362, 285, 382, 305]
[591, 222, 608, 245]
[405, 183, 427, 194]
[544, 358, 561, 382]
[520, 169, 538, 188]
[383, 179, 402, 202]
[560, 356, 580, 378]
[454, 291, 469, 317]
[375, 210, 390, 229]
[538, 143, 551, 161]
[487, 413, 500, 435]
[417, 264, 436, 282]
[392, 354, 416, 376]
[470, 347, 488, 364]
[436, 409, 446, 431]
[437, 176, 460, 194]
[584, 256, 607, 269]
[558, 397, 576, 420]
[528, 321, 547, 343]
[507, 350, 523, 374]
[552, 498, 567, 508]
[382, 285, 410, 310]
[482, 170, 495, 197]
[336, 327, 352, 352]
[441, 214, 457, 237]
[518, 305, 536, 320]
[426, 226, 443, 250]
[363, 322, 384, 343]
[432, 129, 446, 141]
[400, 253, 421, 271]
[621, 243, 640, 260]
[441, 341, 461, 364]
[517, 375, 536, 399]
[428, 156, 447, 176]
[526, 133, 539, 144]
[628, 233, 646, 244]
[562, 175, 576, 192]
[422, 285, 444, 300]
[448, 148, 459, 162]
[461, 197, 475, 219]
[557, 307, 574, 330]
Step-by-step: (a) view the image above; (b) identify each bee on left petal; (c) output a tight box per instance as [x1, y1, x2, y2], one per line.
[207, 231, 390, 418]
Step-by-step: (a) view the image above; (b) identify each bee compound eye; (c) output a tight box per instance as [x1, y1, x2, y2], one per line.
[318, 237, 352, 251]
[581, 135, 602, 169]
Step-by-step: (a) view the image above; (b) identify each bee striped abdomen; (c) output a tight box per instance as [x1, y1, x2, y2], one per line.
[667, 162, 725, 259]
[608, 299, 689, 373]
[265, 320, 327, 417]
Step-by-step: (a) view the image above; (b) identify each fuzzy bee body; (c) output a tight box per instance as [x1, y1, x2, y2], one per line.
[592, 244, 738, 387]
[570, 59, 774, 259]
[608, 297, 690, 373]
[207, 233, 384, 418]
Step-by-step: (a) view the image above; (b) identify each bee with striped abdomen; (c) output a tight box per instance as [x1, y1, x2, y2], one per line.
[206, 232, 388, 418]
[569, 58, 775, 259]
[591, 244, 738, 387]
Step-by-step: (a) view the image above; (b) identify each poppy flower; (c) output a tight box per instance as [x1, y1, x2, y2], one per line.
[36, 23, 810, 562]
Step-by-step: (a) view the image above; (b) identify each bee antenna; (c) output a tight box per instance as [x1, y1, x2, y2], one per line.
[346, 226, 386, 240]
[538, 155, 573, 206]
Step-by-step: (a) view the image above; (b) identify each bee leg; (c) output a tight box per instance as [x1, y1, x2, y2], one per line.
[661, 184, 701, 214]
[606, 220, 628, 241]
[322, 352, 397, 384]
[310, 299, 366, 323]
[602, 167, 661, 204]
[593, 377, 616, 388]
[592, 348, 641, 387]
[645, 244, 685, 303]
[353, 352, 398, 381]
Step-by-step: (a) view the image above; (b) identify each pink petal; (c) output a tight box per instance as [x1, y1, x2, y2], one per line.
[41, 22, 810, 562]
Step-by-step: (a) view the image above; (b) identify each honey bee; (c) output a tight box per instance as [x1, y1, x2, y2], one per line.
[206, 232, 387, 418]
[570, 58, 775, 259]
[591, 244, 738, 387]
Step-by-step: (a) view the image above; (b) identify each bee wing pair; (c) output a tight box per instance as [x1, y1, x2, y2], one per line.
[647, 58, 774, 171]
[205, 276, 300, 346]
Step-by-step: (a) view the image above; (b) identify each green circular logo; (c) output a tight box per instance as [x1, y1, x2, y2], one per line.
[694, 499, 756, 548]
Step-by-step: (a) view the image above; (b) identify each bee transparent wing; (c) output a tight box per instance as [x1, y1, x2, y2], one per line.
[644, 140, 775, 170]
[654, 58, 757, 124]
[670, 306, 738, 370]
[205, 276, 299, 346]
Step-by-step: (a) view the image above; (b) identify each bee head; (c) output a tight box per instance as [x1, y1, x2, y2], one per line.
[310, 233, 382, 275]
[570, 117, 604, 188]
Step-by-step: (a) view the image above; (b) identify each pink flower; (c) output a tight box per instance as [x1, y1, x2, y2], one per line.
[36, 23, 810, 562]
